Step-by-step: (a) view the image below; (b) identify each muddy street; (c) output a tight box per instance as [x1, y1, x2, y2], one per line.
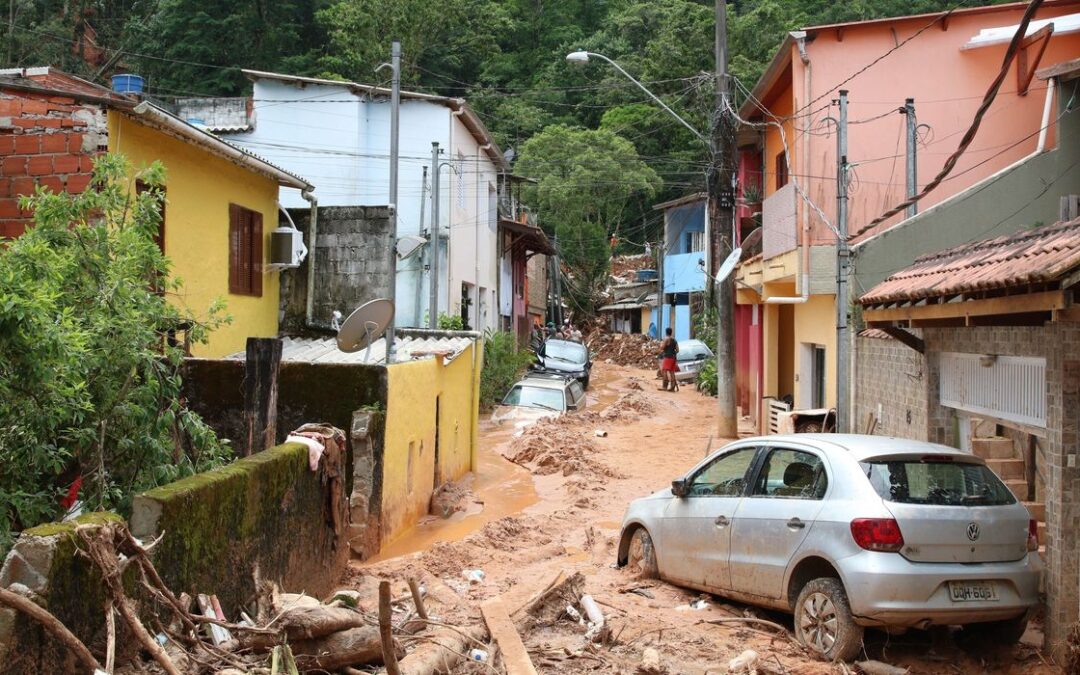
[346, 362, 1052, 674]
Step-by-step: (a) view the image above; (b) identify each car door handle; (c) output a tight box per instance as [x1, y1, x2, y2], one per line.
[714, 515, 729, 528]
[787, 517, 806, 530]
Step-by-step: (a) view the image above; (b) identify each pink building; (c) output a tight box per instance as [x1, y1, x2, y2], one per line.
[734, 0, 1080, 428]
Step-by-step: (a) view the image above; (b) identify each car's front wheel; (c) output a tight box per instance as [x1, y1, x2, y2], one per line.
[625, 527, 658, 579]
[794, 578, 864, 662]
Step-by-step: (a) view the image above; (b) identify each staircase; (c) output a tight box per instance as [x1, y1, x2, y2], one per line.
[971, 435, 1045, 552]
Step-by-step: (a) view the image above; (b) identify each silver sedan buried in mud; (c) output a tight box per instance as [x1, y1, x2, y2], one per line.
[615, 435, 1042, 661]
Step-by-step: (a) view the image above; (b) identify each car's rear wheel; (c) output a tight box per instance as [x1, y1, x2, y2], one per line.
[794, 578, 863, 662]
[625, 527, 658, 579]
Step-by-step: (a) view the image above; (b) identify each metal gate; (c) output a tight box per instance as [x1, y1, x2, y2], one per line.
[939, 352, 1046, 428]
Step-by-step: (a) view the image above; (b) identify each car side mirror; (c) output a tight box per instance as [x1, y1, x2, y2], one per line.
[671, 479, 688, 498]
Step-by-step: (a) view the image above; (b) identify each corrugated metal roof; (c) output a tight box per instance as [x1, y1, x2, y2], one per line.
[227, 331, 478, 365]
[860, 217, 1080, 305]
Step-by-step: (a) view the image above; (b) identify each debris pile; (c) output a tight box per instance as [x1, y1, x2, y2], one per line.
[587, 332, 661, 370]
[507, 418, 624, 478]
[600, 390, 656, 420]
[610, 254, 654, 284]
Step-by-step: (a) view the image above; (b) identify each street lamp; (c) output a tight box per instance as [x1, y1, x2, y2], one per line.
[565, 51, 707, 144]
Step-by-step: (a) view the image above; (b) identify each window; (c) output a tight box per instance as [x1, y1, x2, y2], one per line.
[751, 448, 828, 499]
[775, 151, 788, 190]
[229, 204, 263, 297]
[135, 180, 166, 254]
[687, 448, 758, 497]
[861, 459, 1014, 506]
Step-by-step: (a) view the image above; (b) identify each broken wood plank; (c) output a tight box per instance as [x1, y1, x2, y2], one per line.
[379, 581, 402, 675]
[243, 336, 282, 456]
[481, 598, 538, 675]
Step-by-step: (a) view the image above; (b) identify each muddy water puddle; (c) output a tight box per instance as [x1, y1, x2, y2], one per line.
[362, 420, 538, 564]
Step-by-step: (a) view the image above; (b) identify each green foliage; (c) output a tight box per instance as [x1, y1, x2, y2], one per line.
[697, 357, 719, 397]
[517, 125, 660, 316]
[0, 154, 231, 549]
[437, 313, 466, 331]
[479, 331, 534, 409]
[692, 305, 718, 350]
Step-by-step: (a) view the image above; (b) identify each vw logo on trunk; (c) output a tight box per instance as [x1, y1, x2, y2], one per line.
[966, 522, 981, 541]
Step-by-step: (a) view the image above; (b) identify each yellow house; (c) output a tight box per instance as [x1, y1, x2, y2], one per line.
[108, 102, 314, 357]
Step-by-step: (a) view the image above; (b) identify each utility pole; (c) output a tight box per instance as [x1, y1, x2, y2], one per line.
[656, 241, 663, 338]
[552, 235, 563, 326]
[385, 40, 401, 360]
[904, 98, 918, 218]
[710, 0, 738, 439]
[429, 142, 441, 329]
[836, 90, 850, 433]
[416, 164, 428, 326]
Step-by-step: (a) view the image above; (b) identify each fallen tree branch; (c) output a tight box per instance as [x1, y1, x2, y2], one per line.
[0, 587, 101, 672]
[380, 581, 402, 675]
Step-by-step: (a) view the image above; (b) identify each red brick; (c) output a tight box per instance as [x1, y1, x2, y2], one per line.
[60, 118, 76, 128]
[1, 157, 26, 176]
[40, 133, 67, 153]
[0, 136, 13, 154]
[11, 118, 43, 129]
[0, 179, 9, 198]
[66, 173, 92, 194]
[27, 156, 52, 176]
[0, 99, 21, 117]
[37, 176, 63, 193]
[66, 133, 84, 153]
[9, 176, 35, 196]
[48, 96, 75, 105]
[21, 100, 48, 115]
[52, 155, 79, 173]
[80, 155, 97, 172]
[13, 134, 39, 154]
[0, 220, 27, 239]
[0, 199, 21, 219]
[38, 118, 61, 129]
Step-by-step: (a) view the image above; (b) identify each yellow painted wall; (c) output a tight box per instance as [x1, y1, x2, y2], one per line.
[380, 343, 480, 543]
[107, 112, 282, 357]
[763, 79, 795, 197]
[791, 295, 837, 409]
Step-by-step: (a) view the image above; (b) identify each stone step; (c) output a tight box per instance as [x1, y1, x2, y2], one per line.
[1024, 502, 1046, 521]
[972, 437, 1015, 460]
[1005, 479, 1029, 501]
[985, 457, 1026, 480]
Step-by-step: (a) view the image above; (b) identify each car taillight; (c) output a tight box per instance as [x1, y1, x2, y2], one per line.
[1028, 519, 1039, 552]
[850, 518, 904, 552]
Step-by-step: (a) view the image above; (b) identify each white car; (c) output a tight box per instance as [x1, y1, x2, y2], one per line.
[490, 373, 587, 428]
[616, 435, 1041, 661]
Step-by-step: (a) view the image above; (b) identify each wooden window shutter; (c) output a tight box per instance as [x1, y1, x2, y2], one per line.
[229, 204, 242, 294]
[250, 209, 263, 297]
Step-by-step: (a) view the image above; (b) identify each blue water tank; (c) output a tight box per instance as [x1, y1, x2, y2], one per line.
[637, 269, 658, 282]
[111, 74, 145, 94]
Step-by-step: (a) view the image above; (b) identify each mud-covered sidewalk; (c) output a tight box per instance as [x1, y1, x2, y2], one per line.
[345, 363, 1054, 674]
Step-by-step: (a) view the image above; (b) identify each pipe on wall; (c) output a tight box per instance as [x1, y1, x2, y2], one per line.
[301, 188, 319, 327]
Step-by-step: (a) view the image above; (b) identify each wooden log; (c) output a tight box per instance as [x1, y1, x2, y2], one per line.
[239, 606, 372, 651]
[0, 587, 101, 673]
[398, 625, 488, 675]
[407, 578, 429, 621]
[379, 581, 402, 675]
[481, 599, 538, 675]
[293, 626, 387, 671]
[243, 336, 282, 456]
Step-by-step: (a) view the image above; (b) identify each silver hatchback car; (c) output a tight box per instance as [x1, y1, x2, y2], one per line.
[616, 435, 1041, 661]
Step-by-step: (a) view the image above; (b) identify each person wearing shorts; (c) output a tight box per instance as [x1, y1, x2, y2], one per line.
[659, 328, 680, 391]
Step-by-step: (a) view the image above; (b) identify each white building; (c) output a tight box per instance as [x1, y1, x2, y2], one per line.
[202, 70, 508, 331]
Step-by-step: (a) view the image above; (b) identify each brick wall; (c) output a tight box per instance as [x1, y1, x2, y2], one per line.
[854, 331, 928, 439]
[0, 88, 107, 238]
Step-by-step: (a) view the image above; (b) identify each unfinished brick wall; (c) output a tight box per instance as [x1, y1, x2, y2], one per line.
[854, 331, 929, 439]
[0, 88, 107, 238]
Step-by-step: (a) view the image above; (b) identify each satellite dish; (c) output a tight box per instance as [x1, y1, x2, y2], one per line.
[741, 227, 763, 252]
[396, 235, 427, 259]
[336, 298, 395, 354]
[715, 247, 743, 284]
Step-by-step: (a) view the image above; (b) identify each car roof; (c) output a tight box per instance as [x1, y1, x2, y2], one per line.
[515, 374, 571, 390]
[545, 338, 585, 347]
[681, 339, 708, 347]
[735, 434, 975, 462]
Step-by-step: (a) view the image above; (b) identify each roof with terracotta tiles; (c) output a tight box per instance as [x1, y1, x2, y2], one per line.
[860, 217, 1080, 305]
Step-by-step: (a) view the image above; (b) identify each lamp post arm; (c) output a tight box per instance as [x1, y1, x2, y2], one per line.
[587, 52, 707, 144]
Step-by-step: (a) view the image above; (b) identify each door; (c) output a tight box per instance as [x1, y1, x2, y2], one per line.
[658, 447, 761, 590]
[812, 346, 826, 408]
[728, 446, 829, 599]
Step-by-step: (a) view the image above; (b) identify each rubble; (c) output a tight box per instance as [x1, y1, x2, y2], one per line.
[586, 332, 662, 370]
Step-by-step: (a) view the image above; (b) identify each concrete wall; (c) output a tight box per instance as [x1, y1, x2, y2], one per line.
[131, 441, 349, 615]
[279, 206, 393, 332]
[449, 122, 499, 332]
[0, 87, 105, 239]
[110, 112, 284, 358]
[854, 332, 929, 439]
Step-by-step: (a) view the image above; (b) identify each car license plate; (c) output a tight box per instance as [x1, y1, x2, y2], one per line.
[948, 581, 998, 602]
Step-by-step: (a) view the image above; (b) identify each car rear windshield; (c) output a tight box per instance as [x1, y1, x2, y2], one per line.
[860, 458, 1015, 506]
[678, 344, 712, 361]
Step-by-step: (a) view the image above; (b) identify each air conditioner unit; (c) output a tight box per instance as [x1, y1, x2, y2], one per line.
[270, 226, 306, 268]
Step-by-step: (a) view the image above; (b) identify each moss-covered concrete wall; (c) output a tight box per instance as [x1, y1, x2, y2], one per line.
[130, 442, 349, 615]
[0, 513, 129, 674]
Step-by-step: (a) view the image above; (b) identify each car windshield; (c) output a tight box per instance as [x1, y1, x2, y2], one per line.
[860, 458, 1015, 506]
[543, 341, 586, 364]
[502, 385, 566, 412]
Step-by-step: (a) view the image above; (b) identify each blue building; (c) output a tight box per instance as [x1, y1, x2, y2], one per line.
[654, 193, 709, 341]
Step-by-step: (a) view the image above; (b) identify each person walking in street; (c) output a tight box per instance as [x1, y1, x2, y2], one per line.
[659, 327, 680, 392]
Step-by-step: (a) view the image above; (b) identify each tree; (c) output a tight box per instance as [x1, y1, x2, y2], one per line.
[0, 155, 231, 549]
[516, 125, 661, 315]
